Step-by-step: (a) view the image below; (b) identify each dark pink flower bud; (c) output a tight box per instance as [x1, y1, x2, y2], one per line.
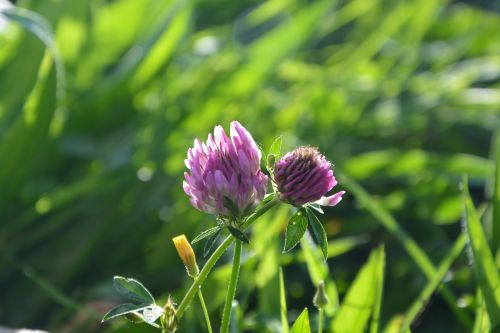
[183, 121, 268, 217]
[274, 146, 345, 207]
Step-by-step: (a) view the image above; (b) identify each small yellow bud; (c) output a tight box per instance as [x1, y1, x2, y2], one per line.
[313, 280, 329, 309]
[161, 296, 178, 332]
[172, 234, 199, 278]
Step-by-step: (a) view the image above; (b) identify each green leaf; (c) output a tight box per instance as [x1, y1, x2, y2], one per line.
[269, 135, 283, 156]
[1, 7, 65, 107]
[101, 303, 150, 322]
[472, 290, 490, 333]
[332, 246, 385, 333]
[279, 267, 289, 333]
[284, 209, 308, 252]
[227, 226, 250, 243]
[491, 132, 500, 253]
[463, 176, 500, 327]
[192, 226, 222, 244]
[370, 245, 386, 333]
[305, 208, 328, 261]
[113, 276, 155, 305]
[290, 308, 311, 333]
[267, 135, 283, 167]
[204, 227, 222, 257]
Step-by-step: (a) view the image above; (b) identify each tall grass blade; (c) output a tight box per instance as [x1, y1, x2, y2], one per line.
[370, 245, 386, 333]
[491, 132, 500, 254]
[463, 176, 500, 328]
[340, 173, 472, 328]
[280, 267, 289, 333]
[332, 246, 385, 333]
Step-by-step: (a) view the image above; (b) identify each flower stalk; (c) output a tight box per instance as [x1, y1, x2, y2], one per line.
[198, 289, 213, 333]
[220, 240, 242, 333]
[176, 196, 279, 319]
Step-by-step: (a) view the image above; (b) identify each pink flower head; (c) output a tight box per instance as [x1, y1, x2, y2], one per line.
[183, 121, 268, 217]
[274, 146, 345, 207]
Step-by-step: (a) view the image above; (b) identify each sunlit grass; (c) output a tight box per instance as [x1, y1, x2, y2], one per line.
[0, 0, 499, 332]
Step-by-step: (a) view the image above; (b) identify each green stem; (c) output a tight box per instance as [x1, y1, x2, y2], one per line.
[176, 196, 279, 319]
[318, 309, 323, 333]
[198, 289, 213, 333]
[220, 240, 242, 333]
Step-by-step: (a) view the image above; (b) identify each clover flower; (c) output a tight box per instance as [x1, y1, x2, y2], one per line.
[183, 121, 268, 218]
[274, 146, 345, 207]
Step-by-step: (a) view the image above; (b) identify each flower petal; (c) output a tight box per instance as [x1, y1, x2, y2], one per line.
[315, 191, 346, 207]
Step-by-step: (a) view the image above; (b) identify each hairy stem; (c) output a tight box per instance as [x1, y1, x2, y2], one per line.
[220, 240, 242, 333]
[176, 196, 279, 319]
[198, 289, 213, 333]
[318, 309, 323, 333]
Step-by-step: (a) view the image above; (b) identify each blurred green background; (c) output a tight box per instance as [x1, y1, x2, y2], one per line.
[0, 0, 499, 332]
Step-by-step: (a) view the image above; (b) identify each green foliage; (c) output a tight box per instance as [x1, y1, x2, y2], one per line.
[290, 308, 311, 333]
[284, 209, 309, 252]
[305, 208, 328, 261]
[331, 246, 385, 333]
[463, 178, 500, 328]
[279, 268, 289, 333]
[113, 276, 156, 305]
[0, 0, 499, 332]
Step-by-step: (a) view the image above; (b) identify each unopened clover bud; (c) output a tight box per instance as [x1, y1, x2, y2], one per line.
[274, 146, 345, 207]
[313, 280, 329, 310]
[172, 234, 199, 278]
[161, 296, 178, 332]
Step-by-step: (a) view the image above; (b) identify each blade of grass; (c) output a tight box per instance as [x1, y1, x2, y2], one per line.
[331, 246, 385, 333]
[370, 245, 386, 333]
[463, 176, 500, 328]
[472, 290, 490, 333]
[2, 6, 65, 112]
[280, 267, 289, 333]
[399, 233, 467, 332]
[7, 255, 101, 320]
[491, 132, 500, 254]
[339, 173, 472, 328]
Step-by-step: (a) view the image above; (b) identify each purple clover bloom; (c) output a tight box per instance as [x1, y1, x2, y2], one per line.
[183, 121, 268, 217]
[274, 146, 345, 207]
